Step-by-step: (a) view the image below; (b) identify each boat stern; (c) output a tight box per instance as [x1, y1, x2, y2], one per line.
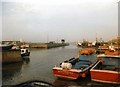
[52, 67, 81, 80]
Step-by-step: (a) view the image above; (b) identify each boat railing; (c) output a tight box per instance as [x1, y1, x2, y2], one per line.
[63, 57, 79, 65]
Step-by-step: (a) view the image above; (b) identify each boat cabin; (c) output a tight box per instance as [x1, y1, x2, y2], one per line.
[21, 48, 30, 57]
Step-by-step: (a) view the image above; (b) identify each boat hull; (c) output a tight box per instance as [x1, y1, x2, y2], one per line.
[53, 67, 88, 80]
[52, 53, 98, 80]
[0, 45, 13, 50]
[21, 52, 30, 57]
[90, 70, 120, 84]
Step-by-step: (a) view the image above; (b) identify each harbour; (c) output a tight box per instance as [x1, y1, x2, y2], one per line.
[2, 43, 120, 86]
[2, 43, 79, 86]
[1, 0, 120, 86]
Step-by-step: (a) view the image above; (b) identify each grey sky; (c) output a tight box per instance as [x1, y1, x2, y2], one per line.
[1, 0, 119, 42]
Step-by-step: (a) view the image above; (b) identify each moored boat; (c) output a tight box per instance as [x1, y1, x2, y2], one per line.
[21, 48, 30, 57]
[90, 50, 120, 84]
[80, 48, 95, 55]
[0, 44, 13, 51]
[77, 42, 82, 47]
[88, 48, 95, 54]
[98, 46, 109, 50]
[11, 45, 20, 51]
[52, 52, 98, 80]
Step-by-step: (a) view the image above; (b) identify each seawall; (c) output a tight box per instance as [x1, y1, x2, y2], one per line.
[47, 43, 69, 48]
[2, 50, 22, 64]
[30, 43, 69, 49]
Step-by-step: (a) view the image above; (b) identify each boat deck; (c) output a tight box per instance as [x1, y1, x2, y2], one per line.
[72, 60, 91, 70]
[94, 62, 120, 72]
[65, 54, 97, 70]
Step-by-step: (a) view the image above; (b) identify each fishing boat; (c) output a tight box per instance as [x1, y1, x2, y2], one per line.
[80, 48, 95, 55]
[52, 51, 98, 80]
[0, 44, 13, 50]
[77, 42, 82, 47]
[90, 50, 120, 84]
[98, 46, 109, 50]
[11, 45, 20, 51]
[21, 48, 30, 57]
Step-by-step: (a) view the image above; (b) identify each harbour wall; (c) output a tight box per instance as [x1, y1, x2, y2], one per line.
[30, 43, 69, 48]
[2, 50, 22, 64]
[30, 43, 47, 48]
[47, 43, 69, 48]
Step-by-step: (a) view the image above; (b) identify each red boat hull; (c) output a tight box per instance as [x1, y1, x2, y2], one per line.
[90, 70, 120, 84]
[53, 67, 88, 80]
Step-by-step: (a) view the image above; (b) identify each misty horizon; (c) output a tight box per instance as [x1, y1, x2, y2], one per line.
[1, 0, 118, 43]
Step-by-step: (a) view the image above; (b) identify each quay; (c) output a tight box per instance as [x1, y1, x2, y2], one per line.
[2, 50, 22, 64]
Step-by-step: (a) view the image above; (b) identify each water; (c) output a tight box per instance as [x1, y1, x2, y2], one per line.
[2, 44, 119, 86]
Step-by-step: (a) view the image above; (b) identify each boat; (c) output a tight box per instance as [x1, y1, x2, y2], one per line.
[114, 45, 120, 50]
[11, 45, 20, 50]
[52, 51, 98, 80]
[98, 46, 109, 50]
[21, 48, 30, 57]
[77, 42, 82, 47]
[80, 48, 95, 55]
[0, 44, 13, 50]
[96, 45, 116, 54]
[90, 50, 120, 84]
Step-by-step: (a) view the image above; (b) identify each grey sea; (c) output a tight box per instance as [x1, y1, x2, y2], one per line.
[2, 43, 118, 87]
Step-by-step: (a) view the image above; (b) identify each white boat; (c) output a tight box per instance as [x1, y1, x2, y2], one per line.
[21, 48, 30, 57]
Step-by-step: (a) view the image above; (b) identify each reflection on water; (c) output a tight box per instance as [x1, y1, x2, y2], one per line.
[54, 77, 92, 87]
[2, 62, 22, 84]
[2, 58, 30, 85]
[22, 57, 30, 64]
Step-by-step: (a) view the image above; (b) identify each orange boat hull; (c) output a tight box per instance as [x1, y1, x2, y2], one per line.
[53, 68, 88, 80]
[90, 70, 120, 84]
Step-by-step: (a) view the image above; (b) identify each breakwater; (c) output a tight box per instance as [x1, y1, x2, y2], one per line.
[2, 50, 22, 64]
[30, 43, 69, 49]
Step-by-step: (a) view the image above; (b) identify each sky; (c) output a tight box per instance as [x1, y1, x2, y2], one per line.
[1, 0, 119, 42]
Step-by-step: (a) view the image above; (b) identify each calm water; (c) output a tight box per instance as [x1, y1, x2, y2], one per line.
[2, 44, 119, 87]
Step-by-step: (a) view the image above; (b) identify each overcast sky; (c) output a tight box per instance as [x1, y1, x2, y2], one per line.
[1, 0, 119, 42]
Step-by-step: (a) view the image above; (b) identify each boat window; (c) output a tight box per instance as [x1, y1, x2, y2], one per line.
[26, 50, 28, 52]
[21, 50, 24, 52]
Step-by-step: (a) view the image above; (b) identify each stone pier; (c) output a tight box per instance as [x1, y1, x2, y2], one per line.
[30, 43, 69, 49]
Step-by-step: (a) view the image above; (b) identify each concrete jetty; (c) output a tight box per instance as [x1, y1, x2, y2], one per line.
[30, 43, 47, 48]
[30, 42, 69, 49]
[47, 43, 69, 48]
